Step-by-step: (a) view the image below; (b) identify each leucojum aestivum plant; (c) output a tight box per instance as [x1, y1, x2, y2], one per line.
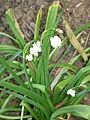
[0, 1, 90, 120]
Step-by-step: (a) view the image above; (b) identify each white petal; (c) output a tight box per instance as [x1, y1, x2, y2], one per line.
[30, 41, 41, 57]
[33, 44, 41, 52]
[50, 37, 58, 48]
[54, 36, 61, 45]
[33, 41, 41, 53]
[71, 92, 75, 97]
[50, 36, 61, 48]
[67, 89, 75, 97]
[30, 47, 38, 57]
[26, 54, 33, 61]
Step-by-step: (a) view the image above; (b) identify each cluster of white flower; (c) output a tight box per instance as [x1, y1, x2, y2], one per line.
[26, 36, 62, 61]
[67, 89, 76, 97]
[26, 41, 41, 61]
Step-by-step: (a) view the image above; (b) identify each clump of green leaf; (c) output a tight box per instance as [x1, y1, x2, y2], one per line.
[0, 1, 90, 120]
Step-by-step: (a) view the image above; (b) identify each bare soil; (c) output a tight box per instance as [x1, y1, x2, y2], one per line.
[0, 0, 90, 43]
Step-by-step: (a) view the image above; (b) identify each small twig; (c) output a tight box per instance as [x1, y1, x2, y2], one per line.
[55, 100, 65, 109]
[57, 113, 71, 120]
[57, 116, 65, 120]
[22, 19, 35, 33]
[72, 50, 78, 57]
[67, 113, 71, 120]
[23, 29, 31, 38]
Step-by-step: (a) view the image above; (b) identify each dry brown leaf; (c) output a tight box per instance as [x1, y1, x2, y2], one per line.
[63, 18, 88, 61]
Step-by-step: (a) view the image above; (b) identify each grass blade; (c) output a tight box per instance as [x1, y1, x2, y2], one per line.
[0, 32, 17, 42]
[22, 102, 39, 120]
[50, 105, 90, 120]
[75, 21, 90, 35]
[0, 57, 26, 88]
[0, 45, 21, 54]
[45, 1, 59, 30]
[34, 6, 42, 41]
[5, 9, 26, 49]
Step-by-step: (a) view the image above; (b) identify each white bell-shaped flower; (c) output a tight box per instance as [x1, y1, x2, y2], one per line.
[30, 47, 38, 57]
[50, 36, 61, 48]
[33, 42, 41, 53]
[30, 41, 41, 57]
[26, 54, 33, 61]
[67, 89, 76, 97]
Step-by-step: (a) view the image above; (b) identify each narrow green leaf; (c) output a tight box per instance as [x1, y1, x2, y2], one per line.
[45, 1, 59, 30]
[0, 81, 50, 118]
[1, 71, 25, 81]
[0, 45, 21, 54]
[34, 6, 42, 41]
[6, 60, 23, 70]
[22, 102, 39, 120]
[3, 89, 49, 119]
[36, 29, 55, 86]
[32, 84, 55, 112]
[0, 115, 31, 120]
[0, 32, 17, 42]
[81, 75, 90, 85]
[0, 57, 26, 88]
[0, 107, 20, 114]
[75, 22, 90, 35]
[1, 95, 12, 110]
[49, 63, 78, 73]
[50, 105, 90, 120]
[53, 77, 72, 104]
[5, 9, 26, 49]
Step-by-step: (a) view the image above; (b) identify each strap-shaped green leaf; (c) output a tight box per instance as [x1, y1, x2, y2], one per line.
[45, 1, 59, 30]
[5, 9, 26, 49]
[0, 81, 50, 119]
[0, 45, 21, 54]
[50, 105, 90, 120]
[53, 77, 72, 104]
[36, 2, 59, 87]
[0, 32, 17, 42]
[0, 57, 26, 88]
[34, 6, 42, 41]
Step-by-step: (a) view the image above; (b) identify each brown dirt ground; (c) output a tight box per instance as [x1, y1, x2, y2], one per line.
[0, 0, 90, 44]
[0, 0, 90, 120]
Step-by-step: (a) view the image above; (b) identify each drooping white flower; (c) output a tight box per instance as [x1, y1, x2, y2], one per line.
[30, 41, 41, 57]
[67, 89, 76, 97]
[50, 36, 61, 48]
[30, 47, 38, 57]
[33, 42, 41, 53]
[26, 54, 33, 61]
